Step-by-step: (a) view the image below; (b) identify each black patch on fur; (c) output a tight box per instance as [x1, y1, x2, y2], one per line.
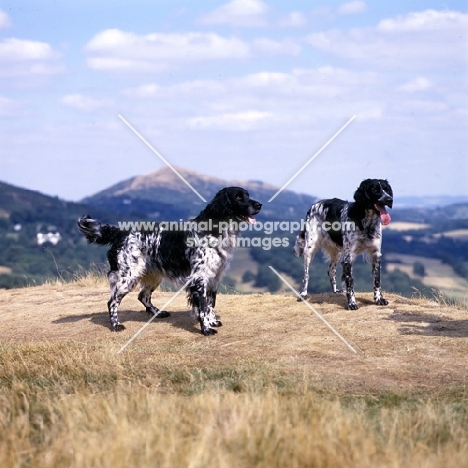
[77, 187, 262, 333]
[323, 198, 347, 247]
[294, 178, 393, 310]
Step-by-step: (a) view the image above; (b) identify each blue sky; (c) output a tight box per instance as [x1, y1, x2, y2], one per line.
[1, 0, 467, 202]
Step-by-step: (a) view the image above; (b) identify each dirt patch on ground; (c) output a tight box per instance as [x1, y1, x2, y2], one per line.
[0, 282, 467, 394]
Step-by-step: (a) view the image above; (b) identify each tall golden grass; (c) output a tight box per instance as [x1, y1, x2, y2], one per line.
[1, 341, 467, 467]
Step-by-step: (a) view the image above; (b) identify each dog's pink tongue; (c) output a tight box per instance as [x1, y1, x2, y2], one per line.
[248, 217, 256, 224]
[375, 204, 391, 225]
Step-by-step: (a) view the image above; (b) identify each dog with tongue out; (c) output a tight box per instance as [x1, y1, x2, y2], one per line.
[293, 178, 393, 310]
[350, 178, 393, 229]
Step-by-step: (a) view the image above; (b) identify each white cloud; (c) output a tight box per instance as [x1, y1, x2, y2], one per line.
[121, 66, 384, 133]
[188, 110, 273, 131]
[396, 77, 433, 93]
[0, 38, 60, 61]
[122, 83, 163, 99]
[122, 80, 226, 99]
[60, 94, 113, 112]
[85, 29, 250, 71]
[199, 0, 268, 27]
[305, 10, 468, 70]
[0, 38, 63, 79]
[377, 9, 463, 31]
[358, 107, 382, 120]
[124, 67, 380, 104]
[0, 10, 12, 29]
[252, 38, 301, 56]
[121, 67, 356, 103]
[338, 1, 367, 15]
[278, 12, 307, 28]
[0, 96, 22, 117]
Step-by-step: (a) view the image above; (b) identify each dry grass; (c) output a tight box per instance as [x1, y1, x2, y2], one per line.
[1, 342, 467, 468]
[0, 278, 468, 467]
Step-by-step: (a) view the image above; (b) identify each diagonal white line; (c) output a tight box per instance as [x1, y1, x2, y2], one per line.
[268, 266, 357, 354]
[118, 114, 207, 202]
[268, 115, 356, 203]
[117, 278, 192, 354]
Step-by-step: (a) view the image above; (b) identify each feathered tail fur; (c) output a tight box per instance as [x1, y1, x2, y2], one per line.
[77, 215, 122, 246]
[293, 228, 306, 257]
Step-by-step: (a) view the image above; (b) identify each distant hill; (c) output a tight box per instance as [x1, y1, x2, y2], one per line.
[1, 173, 467, 298]
[0, 180, 146, 227]
[81, 166, 317, 222]
[0, 180, 90, 224]
[396, 195, 468, 209]
[0, 181, 115, 288]
[82, 168, 468, 226]
[392, 202, 468, 229]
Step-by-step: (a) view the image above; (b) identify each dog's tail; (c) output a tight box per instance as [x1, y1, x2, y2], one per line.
[77, 215, 121, 246]
[293, 228, 305, 257]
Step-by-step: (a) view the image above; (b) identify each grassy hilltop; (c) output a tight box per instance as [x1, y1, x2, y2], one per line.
[0, 275, 467, 467]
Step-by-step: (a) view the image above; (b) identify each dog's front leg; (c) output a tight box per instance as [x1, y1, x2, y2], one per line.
[190, 278, 217, 336]
[341, 259, 358, 310]
[207, 291, 222, 327]
[372, 254, 388, 306]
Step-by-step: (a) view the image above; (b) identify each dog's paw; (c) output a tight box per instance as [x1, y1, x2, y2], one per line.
[211, 320, 223, 327]
[297, 294, 308, 302]
[155, 310, 170, 318]
[202, 327, 218, 336]
[347, 302, 359, 310]
[375, 297, 389, 306]
[146, 307, 170, 318]
[112, 323, 126, 332]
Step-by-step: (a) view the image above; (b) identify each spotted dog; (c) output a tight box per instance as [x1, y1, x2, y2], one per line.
[293, 178, 393, 309]
[77, 187, 262, 335]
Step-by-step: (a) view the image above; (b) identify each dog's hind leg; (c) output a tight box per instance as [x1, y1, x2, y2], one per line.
[298, 221, 321, 301]
[107, 271, 138, 331]
[138, 276, 170, 319]
[322, 242, 342, 293]
[325, 248, 341, 293]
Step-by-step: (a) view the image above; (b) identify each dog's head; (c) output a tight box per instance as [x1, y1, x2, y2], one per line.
[195, 187, 262, 223]
[353, 179, 393, 225]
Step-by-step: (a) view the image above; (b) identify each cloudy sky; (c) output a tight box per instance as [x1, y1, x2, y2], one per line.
[1, 0, 467, 203]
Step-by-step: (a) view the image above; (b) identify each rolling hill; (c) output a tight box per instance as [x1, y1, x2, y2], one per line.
[1, 170, 467, 302]
[0, 170, 316, 290]
[0, 181, 115, 288]
[0, 180, 90, 223]
[81, 165, 317, 222]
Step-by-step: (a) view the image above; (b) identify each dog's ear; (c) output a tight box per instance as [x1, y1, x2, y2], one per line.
[353, 180, 370, 204]
[216, 188, 235, 212]
[219, 188, 233, 207]
[204, 188, 234, 219]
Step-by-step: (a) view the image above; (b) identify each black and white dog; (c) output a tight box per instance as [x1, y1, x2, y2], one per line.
[77, 187, 261, 335]
[293, 179, 393, 310]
